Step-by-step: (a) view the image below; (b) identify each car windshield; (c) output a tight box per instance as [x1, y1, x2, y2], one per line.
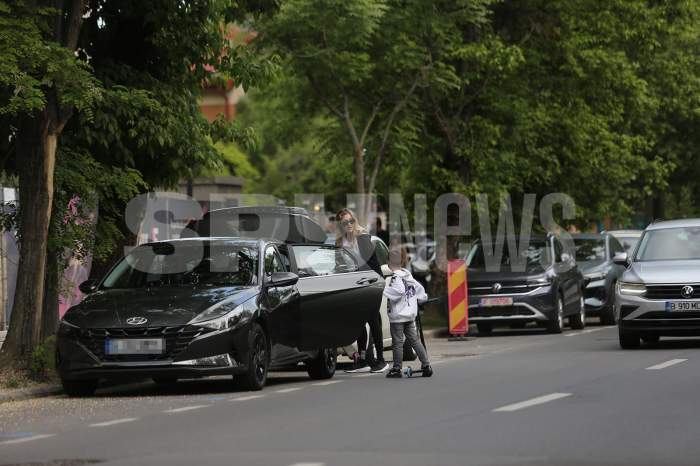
[635, 227, 700, 261]
[467, 239, 551, 272]
[574, 238, 606, 264]
[101, 242, 258, 289]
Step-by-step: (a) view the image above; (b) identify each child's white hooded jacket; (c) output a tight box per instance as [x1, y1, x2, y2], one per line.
[383, 268, 427, 323]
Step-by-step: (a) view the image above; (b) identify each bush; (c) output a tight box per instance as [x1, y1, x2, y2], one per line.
[28, 336, 57, 380]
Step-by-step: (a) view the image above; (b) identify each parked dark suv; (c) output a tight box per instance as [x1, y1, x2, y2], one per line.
[572, 233, 626, 324]
[466, 234, 585, 334]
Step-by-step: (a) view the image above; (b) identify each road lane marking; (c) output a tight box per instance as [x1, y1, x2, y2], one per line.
[646, 359, 688, 370]
[275, 387, 302, 394]
[288, 463, 325, 466]
[355, 373, 374, 377]
[312, 380, 342, 386]
[165, 405, 209, 413]
[493, 393, 572, 412]
[230, 395, 264, 402]
[566, 327, 607, 337]
[89, 418, 138, 427]
[0, 434, 55, 445]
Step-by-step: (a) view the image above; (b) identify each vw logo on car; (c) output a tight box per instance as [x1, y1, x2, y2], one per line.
[681, 285, 694, 299]
[126, 316, 148, 325]
[492, 283, 502, 293]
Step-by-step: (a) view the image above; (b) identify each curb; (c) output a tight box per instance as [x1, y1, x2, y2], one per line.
[0, 385, 63, 404]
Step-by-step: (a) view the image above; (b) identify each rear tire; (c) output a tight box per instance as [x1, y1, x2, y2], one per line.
[306, 348, 337, 380]
[547, 296, 564, 334]
[570, 296, 586, 330]
[61, 379, 98, 397]
[238, 323, 269, 391]
[619, 327, 640, 349]
[476, 323, 493, 335]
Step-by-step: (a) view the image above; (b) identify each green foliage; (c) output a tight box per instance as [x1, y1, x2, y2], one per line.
[247, 0, 700, 225]
[28, 336, 56, 380]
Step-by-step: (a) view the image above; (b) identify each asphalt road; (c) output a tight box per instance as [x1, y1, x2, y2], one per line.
[3, 324, 700, 466]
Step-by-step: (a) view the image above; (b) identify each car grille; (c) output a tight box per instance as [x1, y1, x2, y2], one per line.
[469, 281, 540, 295]
[76, 325, 213, 362]
[645, 284, 700, 300]
[470, 306, 536, 317]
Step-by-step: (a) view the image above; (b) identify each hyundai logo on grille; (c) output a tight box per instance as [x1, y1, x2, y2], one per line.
[681, 285, 695, 299]
[492, 283, 502, 293]
[126, 316, 148, 325]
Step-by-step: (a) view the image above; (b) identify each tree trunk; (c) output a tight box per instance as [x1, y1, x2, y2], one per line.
[40, 255, 61, 341]
[0, 114, 57, 366]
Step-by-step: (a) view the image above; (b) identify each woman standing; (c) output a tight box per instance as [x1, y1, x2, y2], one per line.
[336, 208, 389, 373]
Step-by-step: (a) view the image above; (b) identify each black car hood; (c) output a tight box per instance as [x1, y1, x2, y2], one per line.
[63, 286, 259, 328]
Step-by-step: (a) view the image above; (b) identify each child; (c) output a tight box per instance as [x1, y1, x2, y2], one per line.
[383, 246, 433, 378]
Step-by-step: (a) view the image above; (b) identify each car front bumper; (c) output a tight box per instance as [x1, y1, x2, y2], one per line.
[468, 286, 556, 323]
[56, 322, 252, 381]
[617, 292, 700, 335]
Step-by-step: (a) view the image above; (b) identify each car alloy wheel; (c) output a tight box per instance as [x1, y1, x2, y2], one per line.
[306, 347, 337, 380]
[239, 323, 269, 391]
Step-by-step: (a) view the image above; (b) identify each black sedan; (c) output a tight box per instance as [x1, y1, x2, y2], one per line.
[56, 238, 383, 395]
[572, 233, 626, 324]
[466, 234, 585, 334]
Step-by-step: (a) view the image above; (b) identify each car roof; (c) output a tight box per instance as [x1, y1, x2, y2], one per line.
[145, 237, 266, 247]
[645, 218, 700, 231]
[606, 229, 643, 236]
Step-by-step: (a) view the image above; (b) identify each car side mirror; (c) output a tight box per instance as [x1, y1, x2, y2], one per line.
[381, 264, 392, 277]
[267, 272, 299, 287]
[613, 252, 629, 266]
[78, 279, 98, 294]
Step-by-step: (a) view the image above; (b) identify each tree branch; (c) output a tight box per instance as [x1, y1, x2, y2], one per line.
[367, 74, 421, 195]
[306, 72, 344, 119]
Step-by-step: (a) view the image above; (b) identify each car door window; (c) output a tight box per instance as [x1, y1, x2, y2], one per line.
[610, 237, 624, 258]
[264, 246, 285, 278]
[373, 239, 389, 266]
[292, 245, 358, 277]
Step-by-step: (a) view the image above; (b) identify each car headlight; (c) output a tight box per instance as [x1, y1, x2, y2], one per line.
[527, 276, 552, 286]
[584, 271, 606, 281]
[618, 282, 646, 296]
[58, 319, 80, 336]
[189, 297, 256, 331]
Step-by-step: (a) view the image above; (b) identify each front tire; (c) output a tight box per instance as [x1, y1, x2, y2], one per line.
[547, 295, 564, 334]
[619, 327, 640, 349]
[600, 283, 617, 325]
[570, 296, 586, 330]
[61, 378, 98, 397]
[306, 348, 337, 380]
[238, 323, 269, 391]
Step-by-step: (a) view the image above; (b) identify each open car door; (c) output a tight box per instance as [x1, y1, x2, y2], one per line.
[288, 244, 383, 350]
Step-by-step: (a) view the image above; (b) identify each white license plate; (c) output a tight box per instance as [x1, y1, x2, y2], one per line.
[105, 338, 164, 355]
[479, 297, 514, 307]
[666, 301, 700, 312]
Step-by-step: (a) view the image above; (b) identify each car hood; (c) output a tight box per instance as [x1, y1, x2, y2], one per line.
[63, 286, 259, 328]
[467, 269, 549, 284]
[624, 260, 700, 284]
[578, 261, 608, 274]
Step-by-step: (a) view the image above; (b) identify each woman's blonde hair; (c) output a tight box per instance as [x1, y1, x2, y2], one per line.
[335, 208, 367, 245]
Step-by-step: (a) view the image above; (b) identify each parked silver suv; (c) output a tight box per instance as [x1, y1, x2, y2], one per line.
[615, 219, 700, 348]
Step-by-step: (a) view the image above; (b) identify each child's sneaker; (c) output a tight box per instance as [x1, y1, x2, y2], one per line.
[386, 367, 403, 378]
[421, 365, 433, 377]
